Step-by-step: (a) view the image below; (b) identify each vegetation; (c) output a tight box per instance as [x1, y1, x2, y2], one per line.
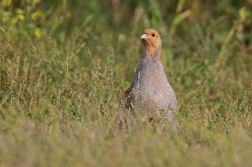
[0, 0, 252, 166]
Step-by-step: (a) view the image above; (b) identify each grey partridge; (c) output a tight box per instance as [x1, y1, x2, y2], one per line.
[120, 28, 178, 119]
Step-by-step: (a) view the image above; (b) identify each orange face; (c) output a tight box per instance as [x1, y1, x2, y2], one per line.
[140, 28, 162, 57]
[140, 28, 161, 49]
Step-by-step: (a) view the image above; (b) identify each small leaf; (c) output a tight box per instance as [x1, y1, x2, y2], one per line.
[34, 28, 41, 38]
[17, 14, 25, 21]
[31, 10, 44, 21]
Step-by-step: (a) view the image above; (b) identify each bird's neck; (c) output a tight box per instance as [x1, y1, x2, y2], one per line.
[138, 49, 164, 73]
[132, 49, 166, 88]
[142, 46, 162, 59]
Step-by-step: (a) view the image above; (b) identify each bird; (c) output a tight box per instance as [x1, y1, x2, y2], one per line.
[119, 28, 178, 119]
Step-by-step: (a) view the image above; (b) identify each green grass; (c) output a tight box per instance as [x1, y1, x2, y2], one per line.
[0, 0, 252, 166]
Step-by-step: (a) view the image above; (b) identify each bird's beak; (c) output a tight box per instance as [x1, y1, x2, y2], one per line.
[140, 33, 147, 39]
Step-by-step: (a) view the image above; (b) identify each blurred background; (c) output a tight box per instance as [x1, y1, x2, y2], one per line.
[0, 1, 252, 166]
[1, 0, 252, 45]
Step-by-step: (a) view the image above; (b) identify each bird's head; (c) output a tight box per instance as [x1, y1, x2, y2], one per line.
[140, 28, 162, 57]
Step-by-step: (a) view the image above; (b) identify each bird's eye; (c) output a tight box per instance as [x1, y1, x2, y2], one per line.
[152, 33, 155, 37]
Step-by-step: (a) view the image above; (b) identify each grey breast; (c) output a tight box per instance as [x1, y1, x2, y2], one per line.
[130, 56, 178, 112]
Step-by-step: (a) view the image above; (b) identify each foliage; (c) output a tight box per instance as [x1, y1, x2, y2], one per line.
[0, 0, 252, 166]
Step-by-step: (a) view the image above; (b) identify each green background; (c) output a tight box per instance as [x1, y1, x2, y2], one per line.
[0, 0, 252, 166]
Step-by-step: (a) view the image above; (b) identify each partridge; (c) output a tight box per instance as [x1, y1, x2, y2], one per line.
[120, 28, 178, 118]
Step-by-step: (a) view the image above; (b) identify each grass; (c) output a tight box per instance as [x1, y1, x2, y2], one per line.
[0, 0, 252, 166]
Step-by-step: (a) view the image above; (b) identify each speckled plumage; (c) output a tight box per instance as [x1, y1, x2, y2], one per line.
[120, 28, 178, 118]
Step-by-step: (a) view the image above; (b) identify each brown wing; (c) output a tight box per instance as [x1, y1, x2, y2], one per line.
[119, 87, 133, 111]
